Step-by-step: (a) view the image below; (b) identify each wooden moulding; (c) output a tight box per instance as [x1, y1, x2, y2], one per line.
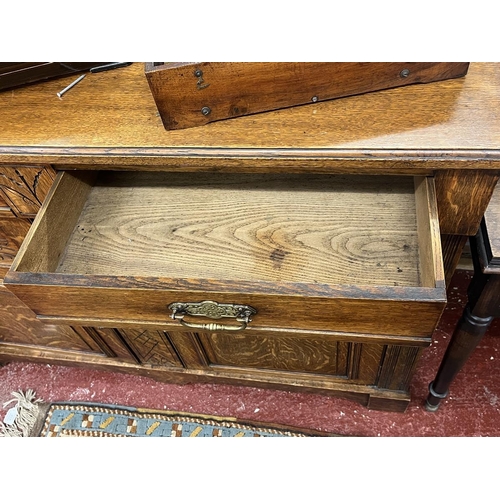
[5, 171, 446, 336]
[144, 62, 470, 130]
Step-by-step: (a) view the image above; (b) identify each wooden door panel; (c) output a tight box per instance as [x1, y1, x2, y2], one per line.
[117, 328, 183, 368]
[195, 330, 385, 385]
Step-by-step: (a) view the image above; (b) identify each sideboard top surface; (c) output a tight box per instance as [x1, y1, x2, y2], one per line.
[0, 62, 499, 167]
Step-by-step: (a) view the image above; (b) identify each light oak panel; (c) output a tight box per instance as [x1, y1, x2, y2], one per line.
[198, 330, 352, 377]
[196, 330, 386, 386]
[55, 172, 422, 287]
[0, 63, 499, 157]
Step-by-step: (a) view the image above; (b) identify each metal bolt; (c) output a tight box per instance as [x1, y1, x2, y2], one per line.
[201, 106, 211, 116]
[400, 69, 410, 78]
[194, 69, 203, 78]
[311, 96, 318, 102]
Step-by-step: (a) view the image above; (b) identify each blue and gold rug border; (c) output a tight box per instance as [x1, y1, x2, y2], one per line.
[37, 402, 333, 437]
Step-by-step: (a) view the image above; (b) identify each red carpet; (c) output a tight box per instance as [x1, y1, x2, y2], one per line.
[1, 270, 499, 437]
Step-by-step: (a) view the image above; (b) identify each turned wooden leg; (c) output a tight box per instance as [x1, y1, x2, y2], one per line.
[426, 269, 500, 411]
[425, 306, 493, 411]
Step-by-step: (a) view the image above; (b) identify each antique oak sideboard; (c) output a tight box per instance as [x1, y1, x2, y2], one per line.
[0, 63, 499, 412]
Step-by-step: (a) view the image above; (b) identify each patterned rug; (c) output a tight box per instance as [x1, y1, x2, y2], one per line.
[0, 390, 333, 437]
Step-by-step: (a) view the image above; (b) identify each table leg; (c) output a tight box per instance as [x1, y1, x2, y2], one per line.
[425, 273, 500, 411]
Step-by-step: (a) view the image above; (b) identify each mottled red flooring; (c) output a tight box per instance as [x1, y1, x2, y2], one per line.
[1, 269, 499, 437]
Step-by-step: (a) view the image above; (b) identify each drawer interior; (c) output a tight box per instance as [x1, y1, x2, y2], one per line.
[13, 171, 440, 289]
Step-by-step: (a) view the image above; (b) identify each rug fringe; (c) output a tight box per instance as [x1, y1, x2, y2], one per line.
[0, 389, 43, 437]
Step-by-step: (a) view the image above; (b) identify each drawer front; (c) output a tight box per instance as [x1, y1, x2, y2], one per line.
[4, 171, 446, 337]
[7, 286, 446, 337]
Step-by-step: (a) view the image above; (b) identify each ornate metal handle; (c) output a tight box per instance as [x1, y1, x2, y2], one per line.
[168, 300, 257, 331]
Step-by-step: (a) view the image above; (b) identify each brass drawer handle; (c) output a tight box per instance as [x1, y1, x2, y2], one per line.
[168, 300, 257, 331]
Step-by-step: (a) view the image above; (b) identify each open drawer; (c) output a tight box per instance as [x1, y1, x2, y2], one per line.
[4, 171, 446, 337]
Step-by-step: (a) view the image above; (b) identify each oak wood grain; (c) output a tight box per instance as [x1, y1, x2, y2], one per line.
[116, 328, 182, 367]
[0, 207, 15, 218]
[34, 317, 431, 346]
[377, 345, 422, 391]
[0, 284, 99, 352]
[441, 234, 469, 286]
[0, 217, 30, 276]
[3, 284, 446, 336]
[4, 63, 498, 412]
[414, 177, 445, 288]
[0, 63, 499, 169]
[434, 169, 500, 235]
[165, 330, 210, 369]
[196, 330, 386, 385]
[197, 330, 352, 377]
[55, 172, 423, 287]
[12, 171, 97, 273]
[77, 326, 138, 362]
[0, 191, 15, 217]
[0, 295, 420, 413]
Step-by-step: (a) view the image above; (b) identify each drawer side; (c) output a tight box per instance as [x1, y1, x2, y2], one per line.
[415, 177, 445, 288]
[12, 171, 97, 273]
